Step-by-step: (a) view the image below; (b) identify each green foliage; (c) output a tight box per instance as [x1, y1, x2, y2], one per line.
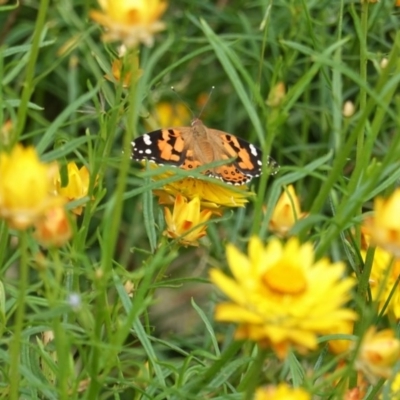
[1, 0, 400, 399]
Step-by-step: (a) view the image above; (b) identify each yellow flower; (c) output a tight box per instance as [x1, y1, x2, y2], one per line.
[155, 102, 190, 128]
[360, 246, 400, 318]
[209, 237, 356, 359]
[55, 162, 92, 215]
[363, 189, 400, 257]
[33, 206, 72, 248]
[356, 327, 400, 380]
[90, 0, 167, 48]
[0, 145, 62, 230]
[254, 383, 310, 400]
[155, 176, 253, 209]
[142, 163, 254, 209]
[269, 185, 307, 237]
[328, 321, 354, 355]
[163, 194, 212, 246]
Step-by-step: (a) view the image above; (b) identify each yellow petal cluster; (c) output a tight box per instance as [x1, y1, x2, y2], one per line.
[364, 189, 400, 257]
[154, 102, 191, 128]
[163, 194, 212, 247]
[269, 185, 307, 237]
[143, 101, 191, 133]
[209, 237, 357, 358]
[255, 383, 310, 400]
[154, 176, 253, 209]
[0, 145, 63, 230]
[55, 162, 92, 215]
[90, 0, 167, 48]
[356, 327, 400, 380]
[141, 162, 254, 209]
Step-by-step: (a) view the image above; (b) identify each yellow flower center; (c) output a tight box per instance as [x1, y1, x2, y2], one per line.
[263, 262, 307, 294]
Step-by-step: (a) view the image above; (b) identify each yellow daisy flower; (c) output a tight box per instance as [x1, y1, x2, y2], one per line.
[209, 237, 357, 358]
[163, 194, 212, 247]
[154, 176, 253, 209]
[255, 383, 310, 400]
[0, 145, 63, 230]
[90, 0, 167, 48]
[142, 163, 253, 209]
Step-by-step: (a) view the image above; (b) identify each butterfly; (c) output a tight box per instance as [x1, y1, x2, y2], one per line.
[131, 118, 279, 185]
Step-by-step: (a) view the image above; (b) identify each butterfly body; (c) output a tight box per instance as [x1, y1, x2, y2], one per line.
[131, 118, 278, 185]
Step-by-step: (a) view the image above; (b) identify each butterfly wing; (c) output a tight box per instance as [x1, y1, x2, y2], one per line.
[131, 128, 190, 166]
[131, 125, 279, 186]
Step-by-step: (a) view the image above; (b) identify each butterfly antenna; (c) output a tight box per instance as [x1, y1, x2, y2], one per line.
[170, 86, 195, 120]
[198, 86, 215, 119]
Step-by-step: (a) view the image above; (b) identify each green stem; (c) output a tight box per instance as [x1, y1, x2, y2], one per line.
[356, 1, 369, 168]
[0, 221, 8, 272]
[9, 232, 29, 400]
[14, 0, 50, 145]
[50, 249, 69, 400]
[239, 346, 267, 399]
[86, 52, 138, 400]
[354, 1, 369, 248]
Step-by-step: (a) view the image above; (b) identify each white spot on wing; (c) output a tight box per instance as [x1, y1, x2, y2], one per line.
[257, 160, 262, 166]
[249, 144, 258, 156]
[145, 149, 152, 154]
[143, 134, 152, 146]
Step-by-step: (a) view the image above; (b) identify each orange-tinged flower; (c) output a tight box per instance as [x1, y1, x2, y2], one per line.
[105, 55, 143, 87]
[55, 162, 92, 215]
[209, 237, 357, 359]
[269, 185, 307, 237]
[0, 119, 12, 145]
[363, 189, 400, 257]
[255, 383, 310, 400]
[90, 0, 167, 48]
[33, 206, 72, 248]
[0, 145, 63, 230]
[163, 194, 212, 246]
[332, 362, 369, 400]
[356, 327, 400, 380]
